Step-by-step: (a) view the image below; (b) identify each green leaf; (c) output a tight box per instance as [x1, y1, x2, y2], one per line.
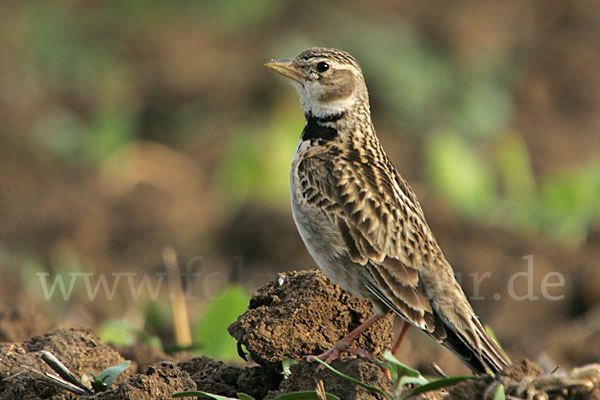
[97, 361, 131, 386]
[143, 299, 172, 333]
[382, 351, 423, 377]
[97, 320, 161, 349]
[487, 383, 506, 400]
[216, 102, 301, 208]
[311, 358, 391, 399]
[172, 391, 239, 399]
[91, 360, 130, 392]
[400, 375, 475, 399]
[91, 380, 108, 393]
[378, 353, 473, 399]
[425, 130, 495, 218]
[356, 27, 454, 133]
[194, 284, 250, 360]
[282, 359, 297, 379]
[378, 351, 428, 387]
[97, 320, 137, 346]
[537, 162, 600, 245]
[495, 133, 535, 200]
[132, 328, 162, 349]
[237, 394, 256, 400]
[88, 107, 134, 163]
[272, 391, 340, 400]
[163, 342, 205, 354]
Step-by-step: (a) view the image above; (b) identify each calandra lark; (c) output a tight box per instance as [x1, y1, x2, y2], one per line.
[265, 47, 510, 374]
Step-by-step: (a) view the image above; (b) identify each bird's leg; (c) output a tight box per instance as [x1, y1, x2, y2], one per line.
[391, 320, 410, 355]
[308, 315, 383, 364]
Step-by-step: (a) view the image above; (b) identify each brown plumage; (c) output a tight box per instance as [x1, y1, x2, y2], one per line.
[266, 47, 511, 374]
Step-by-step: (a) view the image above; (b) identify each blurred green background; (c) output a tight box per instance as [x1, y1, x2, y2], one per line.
[1, 0, 599, 372]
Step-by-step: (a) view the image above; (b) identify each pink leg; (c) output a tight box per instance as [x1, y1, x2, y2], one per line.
[391, 320, 410, 355]
[308, 315, 383, 364]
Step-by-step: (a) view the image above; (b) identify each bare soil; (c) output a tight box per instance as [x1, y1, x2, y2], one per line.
[0, 328, 127, 400]
[228, 269, 394, 367]
[1, 270, 598, 399]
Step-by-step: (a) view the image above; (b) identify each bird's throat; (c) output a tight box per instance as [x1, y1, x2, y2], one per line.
[300, 113, 342, 143]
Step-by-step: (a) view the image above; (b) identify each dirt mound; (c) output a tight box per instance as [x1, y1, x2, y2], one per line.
[446, 359, 600, 400]
[0, 328, 126, 399]
[178, 356, 281, 399]
[228, 269, 394, 367]
[0, 270, 395, 399]
[1, 271, 599, 399]
[268, 358, 391, 400]
[89, 361, 196, 400]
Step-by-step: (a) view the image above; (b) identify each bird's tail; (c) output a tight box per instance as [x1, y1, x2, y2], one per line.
[437, 313, 511, 375]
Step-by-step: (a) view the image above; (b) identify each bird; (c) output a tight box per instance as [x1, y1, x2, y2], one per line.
[264, 47, 511, 375]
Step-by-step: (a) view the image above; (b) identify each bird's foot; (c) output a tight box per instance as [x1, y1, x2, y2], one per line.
[307, 343, 392, 379]
[307, 341, 377, 368]
[306, 339, 352, 365]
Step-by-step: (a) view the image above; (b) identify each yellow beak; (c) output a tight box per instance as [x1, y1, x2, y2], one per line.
[264, 59, 305, 84]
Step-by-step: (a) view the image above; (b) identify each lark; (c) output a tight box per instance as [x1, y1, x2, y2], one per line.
[265, 47, 511, 374]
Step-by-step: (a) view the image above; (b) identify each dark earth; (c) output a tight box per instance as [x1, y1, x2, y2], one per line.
[1, 270, 599, 399]
[228, 269, 393, 367]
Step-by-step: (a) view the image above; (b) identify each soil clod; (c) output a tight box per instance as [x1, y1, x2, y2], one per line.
[228, 269, 394, 367]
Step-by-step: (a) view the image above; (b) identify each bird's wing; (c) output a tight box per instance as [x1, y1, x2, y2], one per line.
[297, 149, 511, 373]
[297, 151, 436, 331]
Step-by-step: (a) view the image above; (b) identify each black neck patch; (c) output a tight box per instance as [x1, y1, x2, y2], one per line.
[305, 111, 345, 122]
[301, 113, 342, 143]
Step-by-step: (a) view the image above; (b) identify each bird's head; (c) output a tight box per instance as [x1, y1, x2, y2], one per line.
[265, 47, 368, 119]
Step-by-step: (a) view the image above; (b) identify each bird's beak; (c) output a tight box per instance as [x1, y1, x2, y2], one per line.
[264, 59, 305, 84]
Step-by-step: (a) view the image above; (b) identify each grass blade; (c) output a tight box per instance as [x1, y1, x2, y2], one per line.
[400, 375, 475, 399]
[173, 391, 239, 399]
[311, 358, 391, 400]
[272, 391, 341, 400]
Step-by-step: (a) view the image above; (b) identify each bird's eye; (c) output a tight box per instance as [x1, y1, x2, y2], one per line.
[316, 62, 329, 73]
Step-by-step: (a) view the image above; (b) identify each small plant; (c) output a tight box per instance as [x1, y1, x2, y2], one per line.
[90, 359, 132, 393]
[173, 390, 340, 399]
[172, 360, 339, 399]
[175, 353, 474, 400]
[381, 352, 475, 399]
[282, 359, 297, 379]
[310, 352, 474, 399]
[194, 284, 251, 360]
[27, 351, 130, 395]
[97, 318, 162, 348]
[316, 351, 475, 399]
[487, 383, 506, 400]
[312, 357, 392, 398]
